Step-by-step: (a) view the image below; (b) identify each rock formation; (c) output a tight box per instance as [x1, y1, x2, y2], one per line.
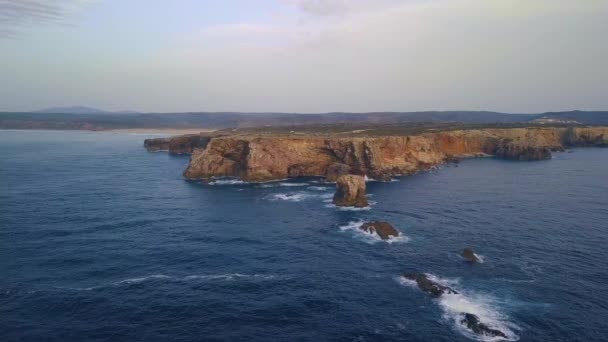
[460, 313, 508, 339]
[325, 162, 351, 182]
[402, 273, 458, 297]
[462, 248, 480, 263]
[333, 175, 368, 208]
[143, 126, 607, 182]
[360, 221, 399, 240]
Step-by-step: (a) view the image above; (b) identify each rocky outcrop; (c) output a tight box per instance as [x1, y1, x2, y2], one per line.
[402, 273, 458, 297]
[145, 134, 211, 154]
[495, 142, 552, 161]
[361, 221, 399, 240]
[462, 248, 480, 263]
[460, 313, 508, 339]
[325, 162, 352, 182]
[166, 126, 608, 181]
[333, 175, 368, 208]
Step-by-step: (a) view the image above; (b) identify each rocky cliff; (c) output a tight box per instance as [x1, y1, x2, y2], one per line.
[147, 127, 607, 181]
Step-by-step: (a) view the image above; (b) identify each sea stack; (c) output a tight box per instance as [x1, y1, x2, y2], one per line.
[333, 175, 368, 208]
[325, 162, 351, 182]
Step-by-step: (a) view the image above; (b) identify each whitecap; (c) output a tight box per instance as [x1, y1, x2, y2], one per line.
[258, 182, 309, 188]
[268, 193, 311, 202]
[207, 178, 247, 185]
[118, 274, 172, 284]
[267, 192, 332, 202]
[308, 186, 330, 191]
[398, 274, 520, 341]
[338, 221, 409, 244]
[278, 182, 309, 187]
[183, 273, 276, 281]
[325, 203, 372, 211]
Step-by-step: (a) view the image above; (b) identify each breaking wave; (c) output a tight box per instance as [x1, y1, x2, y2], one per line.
[258, 182, 310, 188]
[338, 221, 409, 244]
[398, 274, 519, 341]
[207, 178, 247, 185]
[268, 192, 333, 202]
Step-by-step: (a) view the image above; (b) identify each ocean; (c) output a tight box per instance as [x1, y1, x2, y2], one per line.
[1, 130, 607, 341]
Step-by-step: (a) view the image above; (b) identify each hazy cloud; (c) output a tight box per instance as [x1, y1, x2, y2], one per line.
[286, 0, 403, 16]
[0, 0, 91, 38]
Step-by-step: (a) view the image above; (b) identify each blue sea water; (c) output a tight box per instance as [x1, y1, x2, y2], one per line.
[1, 130, 607, 342]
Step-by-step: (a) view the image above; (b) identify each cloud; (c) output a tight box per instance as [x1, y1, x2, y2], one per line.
[0, 0, 92, 39]
[285, 0, 403, 16]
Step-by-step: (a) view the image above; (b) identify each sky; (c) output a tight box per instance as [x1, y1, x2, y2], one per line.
[0, 0, 607, 113]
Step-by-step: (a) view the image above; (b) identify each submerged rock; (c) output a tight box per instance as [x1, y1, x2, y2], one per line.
[460, 313, 508, 339]
[333, 175, 368, 208]
[462, 248, 480, 263]
[360, 221, 399, 240]
[402, 273, 458, 297]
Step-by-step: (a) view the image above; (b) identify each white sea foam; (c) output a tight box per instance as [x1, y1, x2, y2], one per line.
[268, 191, 333, 202]
[119, 274, 172, 284]
[207, 178, 247, 185]
[398, 274, 519, 341]
[258, 182, 309, 188]
[278, 182, 309, 187]
[338, 221, 409, 244]
[325, 203, 372, 211]
[308, 186, 330, 191]
[325, 199, 376, 211]
[183, 273, 276, 281]
[268, 193, 311, 202]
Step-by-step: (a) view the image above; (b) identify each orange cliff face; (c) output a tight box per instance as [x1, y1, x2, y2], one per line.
[144, 126, 608, 182]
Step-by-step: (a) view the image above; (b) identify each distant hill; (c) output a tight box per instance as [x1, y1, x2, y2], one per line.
[35, 106, 140, 114]
[0, 110, 606, 131]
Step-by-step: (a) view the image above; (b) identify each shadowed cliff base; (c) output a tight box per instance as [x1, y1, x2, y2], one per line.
[145, 125, 608, 182]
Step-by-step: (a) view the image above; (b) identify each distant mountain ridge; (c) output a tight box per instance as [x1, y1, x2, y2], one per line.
[1, 110, 606, 130]
[35, 106, 139, 114]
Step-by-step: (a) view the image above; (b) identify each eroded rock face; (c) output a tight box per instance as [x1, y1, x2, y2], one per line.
[333, 175, 368, 208]
[325, 162, 351, 182]
[176, 127, 608, 181]
[144, 137, 170, 152]
[495, 142, 552, 161]
[361, 221, 399, 240]
[460, 313, 508, 339]
[402, 273, 458, 297]
[462, 248, 480, 263]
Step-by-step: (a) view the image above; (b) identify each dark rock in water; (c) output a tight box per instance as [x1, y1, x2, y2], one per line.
[360, 221, 399, 240]
[460, 313, 507, 339]
[567, 150, 575, 153]
[402, 273, 458, 297]
[325, 162, 352, 182]
[462, 248, 480, 263]
[333, 175, 368, 208]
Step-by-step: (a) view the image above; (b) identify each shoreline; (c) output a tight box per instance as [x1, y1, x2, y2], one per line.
[1, 128, 215, 135]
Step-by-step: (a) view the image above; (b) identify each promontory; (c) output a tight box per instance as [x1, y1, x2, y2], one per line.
[144, 124, 608, 182]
